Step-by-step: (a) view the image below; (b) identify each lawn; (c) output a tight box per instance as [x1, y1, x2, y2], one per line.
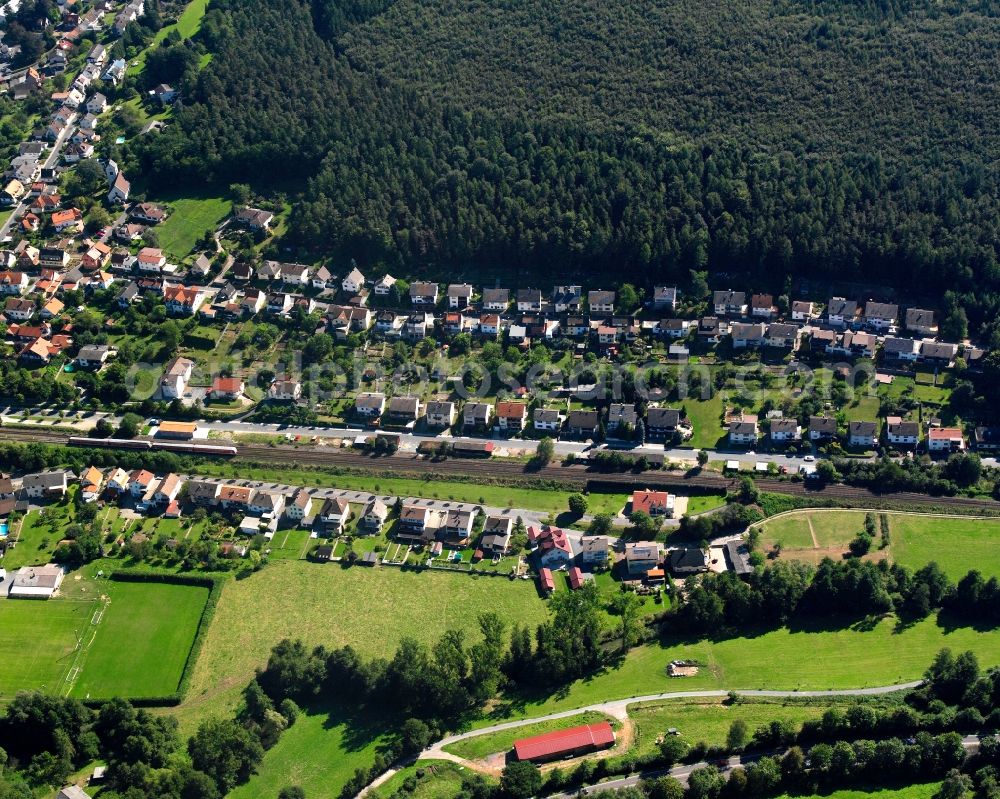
[131, 0, 210, 73]
[757, 510, 1000, 579]
[443, 711, 611, 760]
[378, 761, 472, 799]
[685, 494, 727, 515]
[175, 561, 550, 731]
[0, 599, 93, 698]
[685, 394, 726, 449]
[70, 580, 210, 699]
[628, 697, 836, 757]
[228, 700, 390, 799]
[482, 613, 1000, 725]
[4, 496, 78, 569]
[152, 195, 232, 260]
[890, 515, 1000, 579]
[267, 528, 312, 560]
[759, 514, 815, 550]
[775, 784, 940, 799]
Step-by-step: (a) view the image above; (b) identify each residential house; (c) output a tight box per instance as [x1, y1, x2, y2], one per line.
[533, 407, 564, 433]
[530, 525, 573, 568]
[9, 564, 65, 599]
[765, 323, 800, 350]
[730, 322, 766, 349]
[606, 403, 638, 437]
[40, 297, 63, 319]
[625, 541, 661, 577]
[75, 343, 115, 370]
[51, 207, 83, 233]
[750, 293, 777, 319]
[234, 207, 274, 231]
[342, 266, 366, 294]
[219, 485, 254, 511]
[920, 340, 958, 368]
[358, 499, 389, 534]
[354, 392, 386, 419]
[80, 242, 111, 270]
[311, 265, 333, 290]
[551, 285, 582, 313]
[668, 548, 709, 575]
[565, 317, 589, 338]
[905, 308, 937, 336]
[632, 489, 674, 519]
[477, 313, 501, 338]
[317, 498, 350, 532]
[210, 377, 244, 401]
[266, 292, 293, 316]
[566, 409, 600, 438]
[463, 401, 493, 431]
[164, 285, 204, 315]
[496, 400, 528, 432]
[22, 471, 68, 499]
[810, 328, 837, 352]
[4, 297, 34, 321]
[425, 400, 456, 428]
[18, 337, 56, 365]
[791, 300, 815, 321]
[247, 490, 285, 518]
[446, 283, 474, 309]
[403, 312, 432, 340]
[848, 420, 878, 447]
[864, 301, 899, 332]
[697, 316, 725, 343]
[441, 509, 475, 545]
[927, 427, 965, 453]
[159, 356, 194, 399]
[972, 427, 1000, 452]
[153, 473, 183, 506]
[398, 503, 433, 541]
[652, 286, 678, 311]
[385, 396, 422, 426]
[279, 263, 310, 286]
[883, 336, 920, 362]
[107, 172, 130, 204]
[137, 247, 166, 273]
[480, 515, 512, 557]
[658, 319, 689, 339]
[769, 418, 801, 442]
[0, 271, 28, 295]
[151, 83, 177, 104]
[268, 379, 301, 401]
[580, 535, 610, 568]
[827, 297, 860, 328]
[409, 281, 438, 306]
[588, 289, 615, 315]
[713, 290, 746, 316]
[372, 274, 396, 295]
[187, 480, 220, 506]
[127, 469, 154, 498]
[241, 289, 266, 316]
[646, 407, 682, 440]
[481, 287, 509, 311]
[728, 414, 758, 446]
[808, 415, 838, 441]
[886, 417, 920, 446]
[79, 466, 104, 501]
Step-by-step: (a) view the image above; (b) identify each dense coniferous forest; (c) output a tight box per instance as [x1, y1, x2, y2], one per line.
[132, 0, 1000, 330]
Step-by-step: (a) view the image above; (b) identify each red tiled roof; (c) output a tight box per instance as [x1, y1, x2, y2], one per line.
[514, 722, 615, 761]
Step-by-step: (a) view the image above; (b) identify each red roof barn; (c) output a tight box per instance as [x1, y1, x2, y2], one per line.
[513, 722, 615, 762]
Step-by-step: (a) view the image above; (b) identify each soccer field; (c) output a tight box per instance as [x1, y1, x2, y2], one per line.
[0, 599, 94, 698]
[70, 581, 210, 700]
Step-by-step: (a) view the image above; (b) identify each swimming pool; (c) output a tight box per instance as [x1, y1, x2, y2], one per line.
[0, 523, 8, 538]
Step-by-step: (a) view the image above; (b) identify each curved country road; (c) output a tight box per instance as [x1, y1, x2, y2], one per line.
[359, 681, 924, 797]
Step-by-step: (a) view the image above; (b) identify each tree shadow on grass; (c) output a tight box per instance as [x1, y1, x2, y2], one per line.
[305, 697, 398, 758]
[935, 608, 999, 635]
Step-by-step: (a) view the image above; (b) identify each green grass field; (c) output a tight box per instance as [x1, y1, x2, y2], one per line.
[4, 497, 77, 569]
[153, 195, 232, 260]
[377, 761, 471, 799]
[757, 511, 1000, 578]
[685, 395, 726, 449]
[228, 701, 389, 799]
[628, 697, 836, 756]
[131, 0, 210, 73]
[176, 561, 550, 731]
[776, 784, 940, 799]
[443, 711, 610, 760]
[70, 580, 209, 699]
[890, 515, 1000, 578]
[686, 494, 728, 515]
[0, 600, 93, 698]
[481, 613, 1000, 725]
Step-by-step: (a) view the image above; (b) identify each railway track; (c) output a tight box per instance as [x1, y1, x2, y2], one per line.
[2, 427, 998, 512]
